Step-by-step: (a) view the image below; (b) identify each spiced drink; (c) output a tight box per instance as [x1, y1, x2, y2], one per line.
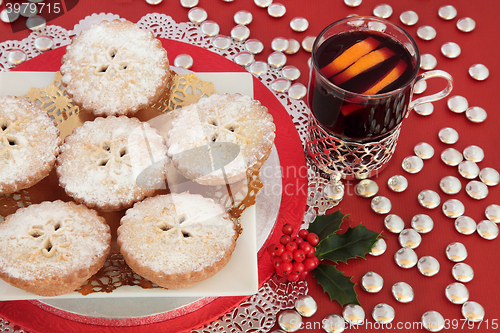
[308, 30, 417, 142]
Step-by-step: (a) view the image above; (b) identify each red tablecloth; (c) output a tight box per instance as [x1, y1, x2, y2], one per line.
[1, 0, 500, 332]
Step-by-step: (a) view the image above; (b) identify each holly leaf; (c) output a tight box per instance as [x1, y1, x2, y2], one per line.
[308, 210, 347, 242]
[313, 264, 359, 307]
[315, 224, 381, 264]
[307, 210, 382, 307]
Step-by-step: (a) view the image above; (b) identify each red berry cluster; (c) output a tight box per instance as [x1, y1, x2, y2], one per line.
[267, 223, 320, 282]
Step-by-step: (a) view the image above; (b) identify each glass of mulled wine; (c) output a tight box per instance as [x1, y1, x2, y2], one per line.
[306, 16, 453, 179]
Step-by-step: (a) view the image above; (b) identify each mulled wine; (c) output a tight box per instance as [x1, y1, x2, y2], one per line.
[308, 30, 417, 142]
[306, 16, 453, 179]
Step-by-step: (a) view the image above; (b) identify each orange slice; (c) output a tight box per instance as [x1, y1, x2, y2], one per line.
[340, 60, 408, 116]
[320, 37, 381, 79]
[362, 60, 408, 95]
[340, 103, 363, 116]
[332, 47, 395, 86]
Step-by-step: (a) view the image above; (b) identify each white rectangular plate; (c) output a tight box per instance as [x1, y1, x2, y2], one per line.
[0, 71, 259, 300]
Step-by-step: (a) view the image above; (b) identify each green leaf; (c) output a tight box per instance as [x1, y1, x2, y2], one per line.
[315, 224, 381, 263]
[306, 210, 382, 308]
[313, 264, 359, 307]
[308, 210, 347, 242]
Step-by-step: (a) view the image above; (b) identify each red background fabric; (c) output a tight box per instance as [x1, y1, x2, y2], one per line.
[1, 0, 500, 332]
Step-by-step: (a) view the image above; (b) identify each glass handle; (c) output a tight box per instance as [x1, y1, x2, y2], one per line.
[409, 70, 453, 111]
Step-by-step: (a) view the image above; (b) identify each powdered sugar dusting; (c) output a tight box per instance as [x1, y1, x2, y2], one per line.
[166, 94, 276, 185]
[60, 20, 170, 116]
[118, 193, 238, 275]
[0, 201, 110, 281]
[57, 116, 168, 210]
[0, 96, 60, 194]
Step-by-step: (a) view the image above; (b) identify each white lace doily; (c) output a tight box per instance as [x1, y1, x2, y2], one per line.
[0, 13, 312, 333]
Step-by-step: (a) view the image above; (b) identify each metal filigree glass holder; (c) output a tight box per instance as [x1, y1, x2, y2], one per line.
[305, 113, 402, 180]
